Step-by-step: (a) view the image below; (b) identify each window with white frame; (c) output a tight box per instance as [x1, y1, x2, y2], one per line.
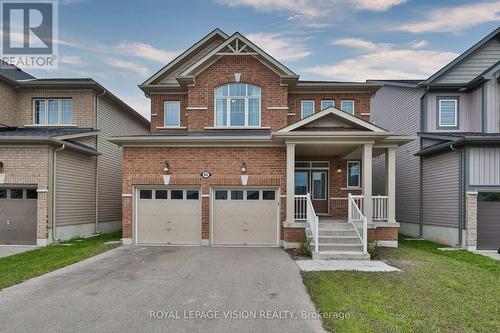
[347, 161, 360, 188]
[215, 83, 261, 127]
[438, 98, 458, 127]
[33, 99, 72, 125]
[164, 101, 180, 127]
[321, 100, 334, 110]
[301, 100, 315, 118]
[341, 100, 354, 115]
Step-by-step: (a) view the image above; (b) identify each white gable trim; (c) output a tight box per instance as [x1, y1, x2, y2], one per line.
[179, 33, 296, 78]
[277, 107, 388, 133]
[143, 29, 229, 85]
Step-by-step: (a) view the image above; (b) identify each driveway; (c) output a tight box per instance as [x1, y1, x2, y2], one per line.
[0, 246, 324, 333]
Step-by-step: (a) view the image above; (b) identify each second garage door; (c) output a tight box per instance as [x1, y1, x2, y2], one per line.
[212, 188, 279, 246]
[136, 188, 201, 245]
[477, 192, 500, 250]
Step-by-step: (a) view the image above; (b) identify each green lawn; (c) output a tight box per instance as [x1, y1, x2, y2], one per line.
[0, 232, 121, 290]
[302, 236, 500, 333]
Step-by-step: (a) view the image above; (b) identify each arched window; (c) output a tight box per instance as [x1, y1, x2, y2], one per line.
[215, 83, 261, 127]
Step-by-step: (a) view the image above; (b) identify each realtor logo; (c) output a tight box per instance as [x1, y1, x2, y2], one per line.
[1, 0, 58, 68]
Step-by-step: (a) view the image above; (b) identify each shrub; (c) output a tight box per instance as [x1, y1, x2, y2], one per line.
[298, 236, 312, 257]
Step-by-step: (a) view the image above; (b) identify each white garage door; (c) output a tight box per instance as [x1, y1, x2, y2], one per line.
[136, 188, 201, 245]
[212, 188, 279, 246]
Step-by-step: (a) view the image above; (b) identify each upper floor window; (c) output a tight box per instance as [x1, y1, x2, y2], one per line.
[438, 98, 458, 128]
[33, 99, 72, 125]
[301, 100, 315, 119]
[347, 161, 360, 188]
[321, 100, 334, 110]
[215, 83, 261, 127]
[164, 101, 180, 127]
[341, 100, 354, 115]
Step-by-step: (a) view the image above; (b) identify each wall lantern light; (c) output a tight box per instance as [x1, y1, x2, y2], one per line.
[336, 165, 342, 173]
[240, 162, 247, 174]
[0, 161, 3, 172]
[163, 161, 170, 173]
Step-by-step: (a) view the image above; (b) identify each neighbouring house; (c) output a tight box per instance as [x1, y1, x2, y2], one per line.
[111, 29, 412, 259]
[370, 27, 500, 251]
[0, 63, 149, 246]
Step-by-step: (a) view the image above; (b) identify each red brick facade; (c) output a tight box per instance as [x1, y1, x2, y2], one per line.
[124, 52, 397, 246]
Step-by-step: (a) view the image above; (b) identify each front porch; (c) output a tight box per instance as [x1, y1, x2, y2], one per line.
[273, 107, 411, 259]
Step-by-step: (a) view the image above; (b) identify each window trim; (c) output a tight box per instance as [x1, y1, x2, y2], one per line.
[437, 97, 459, 129]
[214, 83, 261, 128]
[320, 100, 334, 110]
[301, 100, 315, 119]
[340, 100, 355, 115]
[346, 161, 361, 188]
[33, 98, 73, 126]
[164, 101, 181, 127]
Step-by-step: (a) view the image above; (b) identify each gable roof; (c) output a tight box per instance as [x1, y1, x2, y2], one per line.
[141, 29, 229, 86]
[178, 32, 297, 81]
[422, 26, 500, 86]
[276, 107, 388, 133]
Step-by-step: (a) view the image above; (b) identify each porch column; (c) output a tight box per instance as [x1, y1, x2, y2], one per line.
[286, 143, 295, 223]
[385, 147, 397, 223]
[362, 143, 373, 224]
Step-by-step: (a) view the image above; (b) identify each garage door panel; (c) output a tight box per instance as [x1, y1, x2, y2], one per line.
[213, 189, 278, 246]
[136, 189, 201, 245]
[0, 188, 37, 245]
[477, 196, 500, 250]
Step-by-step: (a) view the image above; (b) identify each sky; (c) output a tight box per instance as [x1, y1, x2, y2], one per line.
[24, 0, 500, 119]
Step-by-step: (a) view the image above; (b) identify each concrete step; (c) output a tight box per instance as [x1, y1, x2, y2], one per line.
[312, 251, 370, 260]
[309, 236, 362, 244]
[317, 223, 354, 230]
[307, 229, 359, 237]
[310, 243, 364, 252]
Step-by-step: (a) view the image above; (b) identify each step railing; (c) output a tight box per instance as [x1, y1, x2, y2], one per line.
[348, 193, 367, 254]
[350, 194, 388, 222]
[306, 193, 319, 254]
[294, 195, 307, 220]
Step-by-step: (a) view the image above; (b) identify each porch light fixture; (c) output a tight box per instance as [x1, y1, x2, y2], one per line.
[240, 162, 247, 174]
[336, 165, 342, 173]
[0, 161, 3, 172]
[163, 161, 170, 174]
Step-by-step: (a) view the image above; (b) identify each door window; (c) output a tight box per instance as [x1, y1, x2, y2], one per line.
[312, 172, 327, 200]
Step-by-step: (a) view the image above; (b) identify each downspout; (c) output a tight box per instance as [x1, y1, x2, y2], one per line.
[418, 87, 429, 238]
[52, 143, 66, 242]
[94, 88, 106, 234]
[450, 144, 464, 247]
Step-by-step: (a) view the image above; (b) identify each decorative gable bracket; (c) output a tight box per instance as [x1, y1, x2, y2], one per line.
[216, 38, 258, 56]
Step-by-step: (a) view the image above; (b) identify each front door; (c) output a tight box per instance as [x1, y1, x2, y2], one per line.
[294, 169, 329, 215]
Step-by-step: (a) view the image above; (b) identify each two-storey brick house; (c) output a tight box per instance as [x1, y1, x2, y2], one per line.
[0, 63, 149, 245]
[113, 29, 411, 259]
[370, 27, 500, 251]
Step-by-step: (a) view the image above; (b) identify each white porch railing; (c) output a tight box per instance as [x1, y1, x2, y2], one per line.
[373, 195, 388, 221]
[350, 195, 388, 222]
[348, 193, 368, 254]
[306, 193, 319, 254]
[294, 195, 307, 220]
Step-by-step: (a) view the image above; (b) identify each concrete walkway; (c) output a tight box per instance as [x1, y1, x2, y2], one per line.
[0, 246, 36, 258]
[0, 246, 325, 333]
[473, 251, 500, 261]
[296, 260, 401, 272]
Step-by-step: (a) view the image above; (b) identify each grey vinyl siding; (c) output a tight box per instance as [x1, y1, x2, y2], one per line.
[55, 149, 96, 226]
[371, 85, 424, 225]
[422, 151, 460, 228]
[422, 138, 445, 148]
[435, 38, 500, 84]
[469, 147, 500, 185]
[425, 91, 482, 133]
[484, 78, 500, 133]
[97, 96, 149, 223]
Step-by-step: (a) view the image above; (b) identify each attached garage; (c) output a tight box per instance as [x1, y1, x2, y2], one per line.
[136, 188, 201, 245]
[212, 188, 279, 246]
[477, 192, 500, 250]
[0, 187, 38, 245]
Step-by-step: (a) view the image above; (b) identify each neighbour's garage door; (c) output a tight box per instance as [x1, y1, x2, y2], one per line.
[0, 187, 38, 245]
[477, 192, 500, 250]
[212, 188, 279, 246]
[136, 188, 201, 245]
